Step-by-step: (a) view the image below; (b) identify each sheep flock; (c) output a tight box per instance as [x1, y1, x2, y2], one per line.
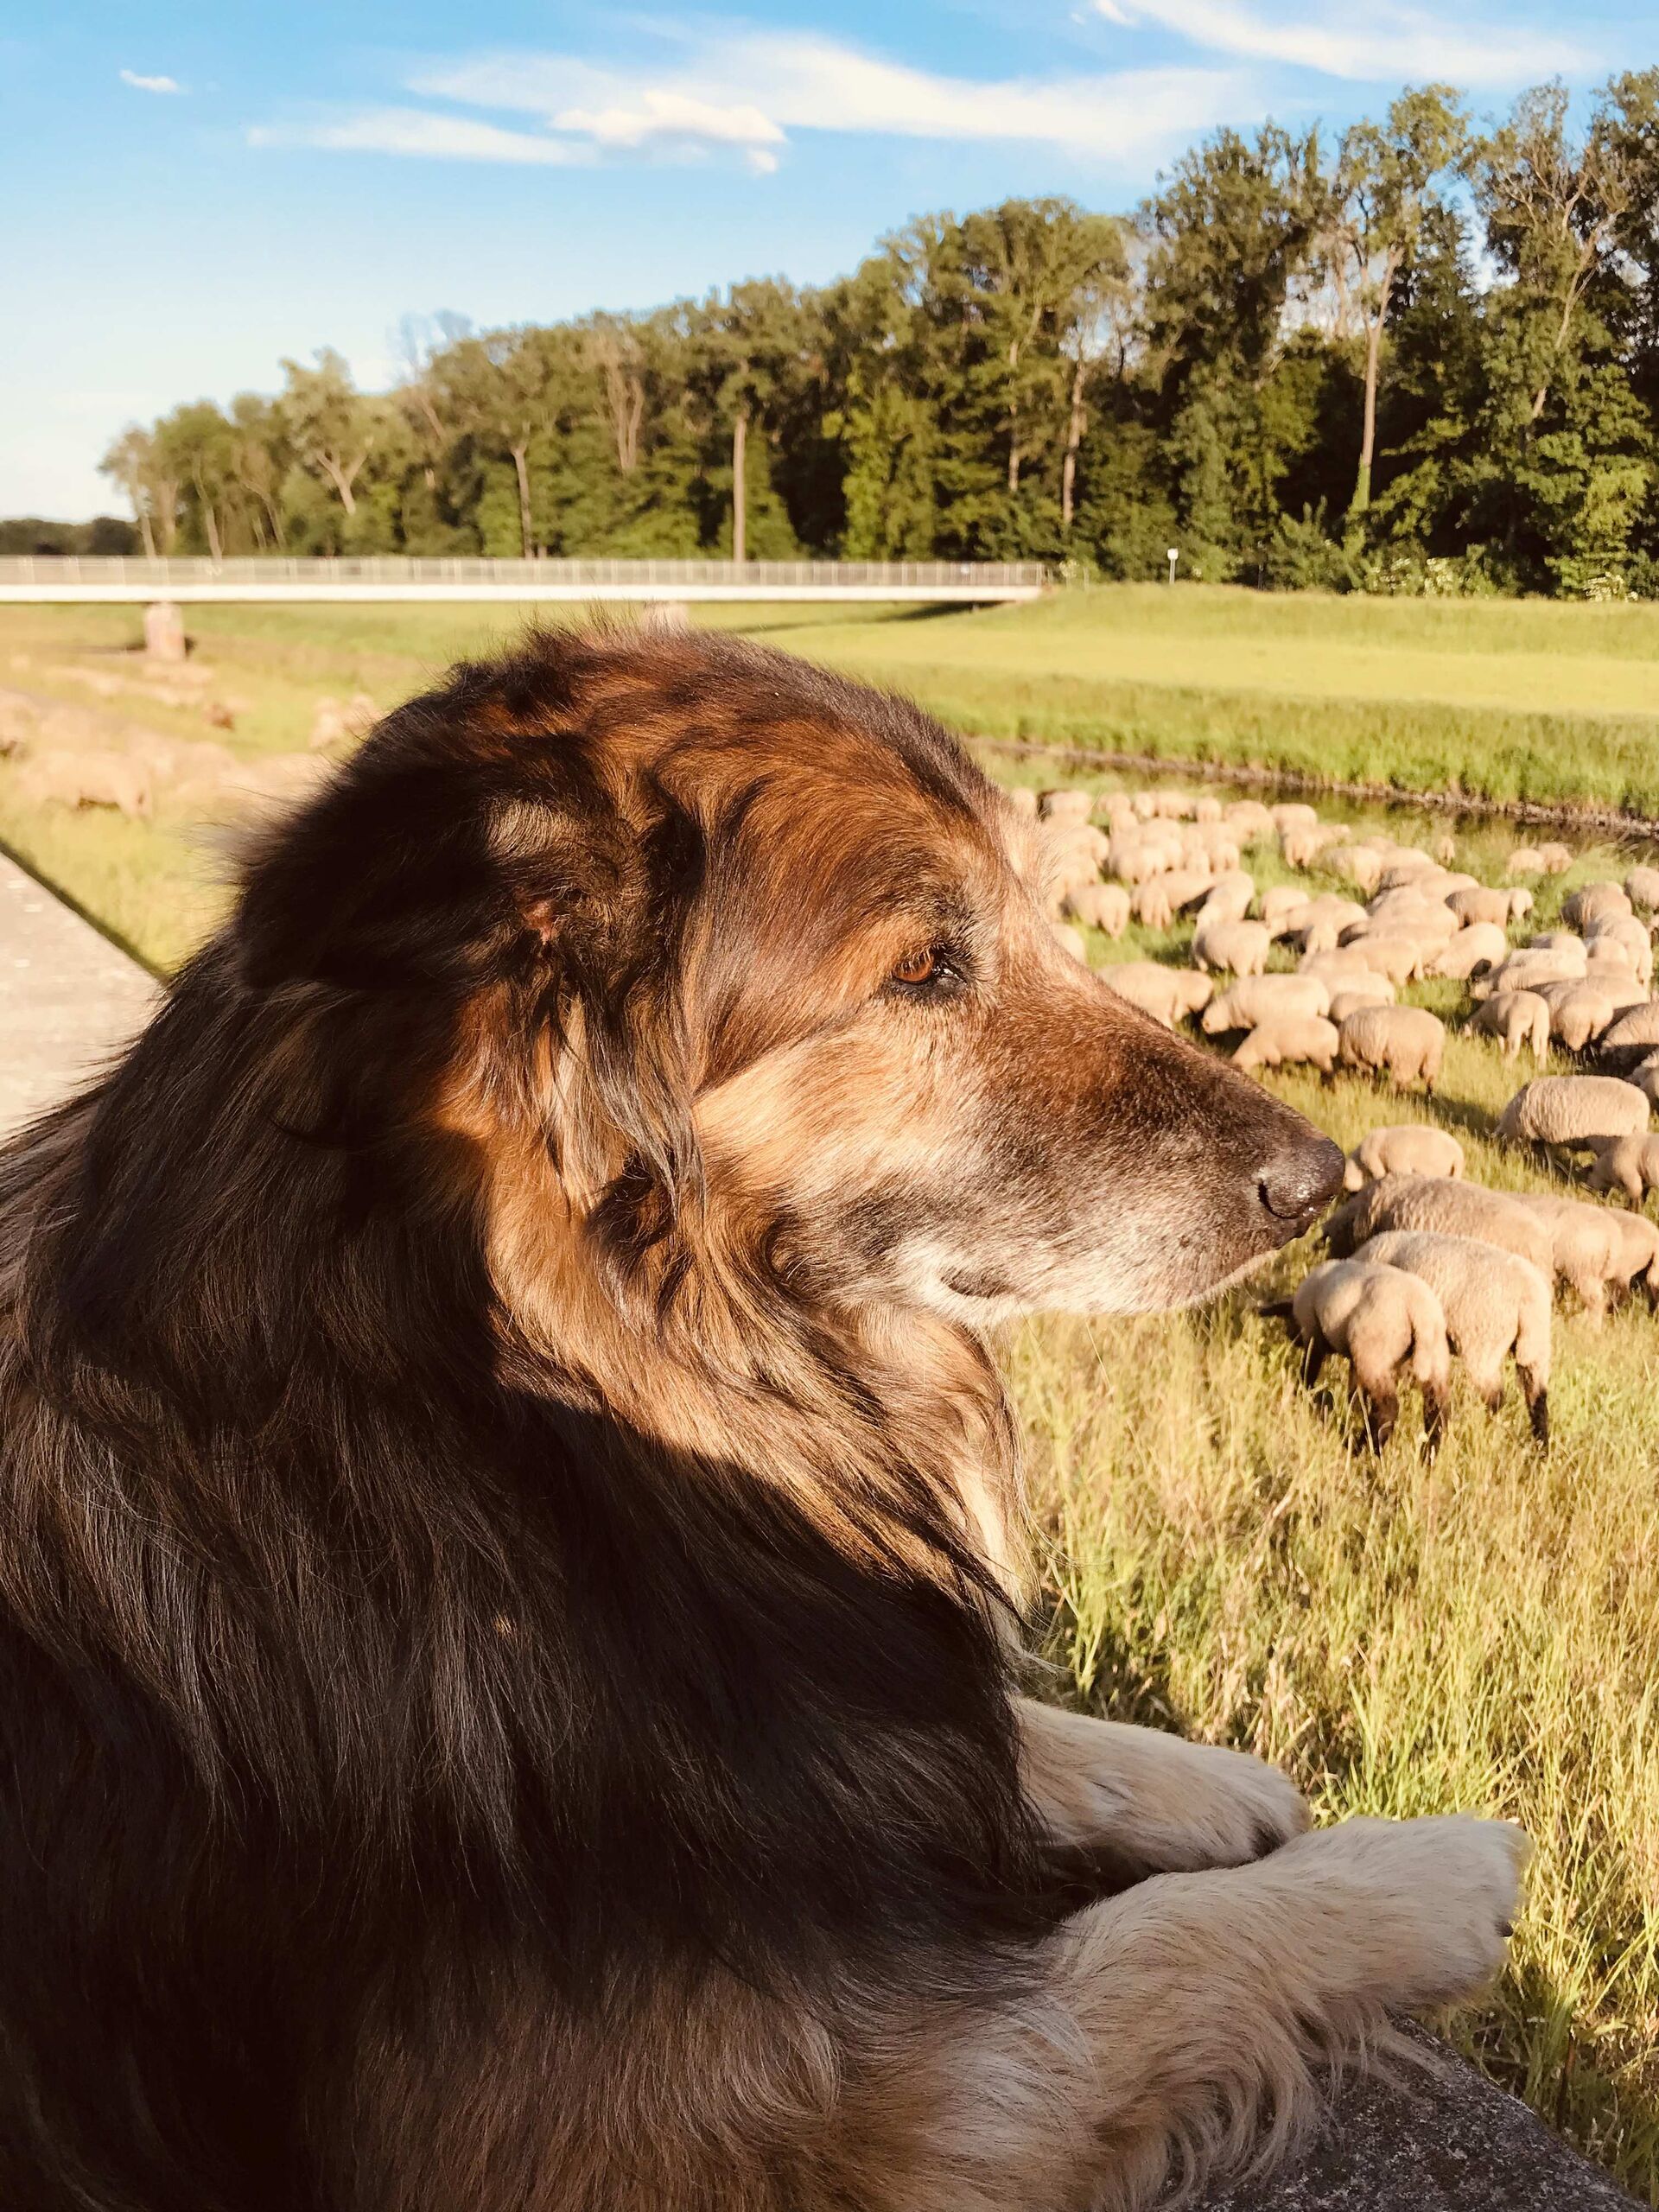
[1014, 775, 1659, 1458]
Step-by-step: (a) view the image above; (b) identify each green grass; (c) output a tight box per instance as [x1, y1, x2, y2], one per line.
[2, 598, 1658, 2192]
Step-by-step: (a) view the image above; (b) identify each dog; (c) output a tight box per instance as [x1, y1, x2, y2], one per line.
[0, 627, 1525, 2212]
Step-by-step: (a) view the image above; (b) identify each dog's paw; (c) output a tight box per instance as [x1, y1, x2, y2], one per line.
[1279, 1814, 1529, 2010]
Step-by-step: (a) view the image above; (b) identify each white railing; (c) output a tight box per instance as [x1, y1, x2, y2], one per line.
[0, 555, 1048, 603]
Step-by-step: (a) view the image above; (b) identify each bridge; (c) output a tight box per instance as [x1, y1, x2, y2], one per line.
[0, 556, 1048, 606]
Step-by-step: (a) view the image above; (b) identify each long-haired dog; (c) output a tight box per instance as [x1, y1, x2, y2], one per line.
[0, 629, 1524, 2211]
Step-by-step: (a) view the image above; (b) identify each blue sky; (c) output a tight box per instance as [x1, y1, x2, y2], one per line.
[3, 1, 1650, 518]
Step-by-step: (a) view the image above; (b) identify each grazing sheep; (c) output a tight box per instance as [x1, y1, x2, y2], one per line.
[1223, 798, 1276, 843]
[1586, 916, 1654, 985]
[1632, 1054, 1659, 1107]
[1470, 988, 1552, 1064]
[1325, 1173, 1554, 1279]
[1580, 961, 1648, 1017]
[1001, 785, 1039, 819]
[1346, 934, 1431, 985]
[1446, 886, 1531, 929]
[1625, 864, 1659, 916]
[1264, 1258, 1452, 1452]
[1260, 885, 1313, 937]
[1546, 983, 1617, 1052]
[1194, 869, 1255, 927]
[1430, 923, 1508, 980]
[1288, 894, 1369, 953]
[1357, 888, 1459, 940]
[1192, 918, 1271, 976]
[1513, 1192, 1658, 1320]
[1329, 845, 1387, 896]
[1600, 1000, 1659, 1055]
[1271, 802, 1319, 833]
[1327, 982, 1395, 1024]
[1506, 846, 1547, 877]
[1100, 962, 1214, 1028]
[1337, 1005, 1445, 1092]
[1537, 842, 1573, 874]
[1585, 1134, 1659, 1208]
[1497, 1075, 1652, 1152]
[1201, 973, 1330, 1033]
[1132, 868, 1215, 930]
[1051, 921, 1089, 965]
[1062, 881, 1130, 937]
[1232, 1014, 1340, 1077]
[1356, 1230, 1552, 1444]
[1280, 821, 1350, 869]
[1192, 793, 1223, 823]
[1478, 948, 1586, 997]
[1039, 788, 1093, 824]
[1299, 945, 1387, 983]
[1375, 851, 1441, 891]
[16, 748, 151, 818]
[1343, 1125, 1465, 1192]
[1562, 882, 1632, 931]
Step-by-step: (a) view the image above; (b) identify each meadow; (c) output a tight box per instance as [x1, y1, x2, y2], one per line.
[2, 591, 1657, 2196]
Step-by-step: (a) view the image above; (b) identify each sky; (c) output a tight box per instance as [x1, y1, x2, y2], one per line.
[3, 1, 1651, 518]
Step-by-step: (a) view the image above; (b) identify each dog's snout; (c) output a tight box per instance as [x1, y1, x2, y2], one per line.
[1256, 1133, 1344, 1236]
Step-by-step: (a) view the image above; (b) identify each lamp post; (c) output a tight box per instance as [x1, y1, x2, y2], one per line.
[1166, 547, 1179, 586]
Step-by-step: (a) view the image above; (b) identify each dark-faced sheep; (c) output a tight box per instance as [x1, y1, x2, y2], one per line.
[1344, 1125, 1465, 1192]
[1497, 1076, 1651, 1153]
[1325, 1173, 1554, 1282]
[1430, 924, 1508, 981]
[1264, 1258, 1452, 1452]
[1357, 1230, 1551, 1444]
[1337, 1005, 1445, 1092]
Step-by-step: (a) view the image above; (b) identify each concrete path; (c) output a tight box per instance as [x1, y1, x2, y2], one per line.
[0, 853, 158, 1138]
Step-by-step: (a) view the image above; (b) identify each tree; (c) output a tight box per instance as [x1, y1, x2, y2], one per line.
[1319, 87, 1466, 512]
[277, 349, 377, 518]
[99, 427, 170, 556]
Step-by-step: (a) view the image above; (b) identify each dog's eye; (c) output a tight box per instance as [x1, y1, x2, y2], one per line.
[889, 944, 958, 993]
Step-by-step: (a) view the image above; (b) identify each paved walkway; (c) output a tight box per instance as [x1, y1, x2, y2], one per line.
[0, 854, 158, 1138]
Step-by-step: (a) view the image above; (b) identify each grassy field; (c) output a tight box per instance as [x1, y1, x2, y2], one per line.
[2, 595, 1658, 2194]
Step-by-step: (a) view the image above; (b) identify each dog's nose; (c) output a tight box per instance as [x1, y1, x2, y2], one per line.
[1256, 1132, 1344, 1236]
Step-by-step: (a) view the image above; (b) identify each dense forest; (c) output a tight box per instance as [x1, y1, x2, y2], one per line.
[92, 73, 1659, 597]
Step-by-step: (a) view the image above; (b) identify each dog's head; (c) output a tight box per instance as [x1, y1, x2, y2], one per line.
[236, 628, 1339, 1336]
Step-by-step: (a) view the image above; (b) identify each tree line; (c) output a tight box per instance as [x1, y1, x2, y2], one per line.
[96, 72, 1659, 598]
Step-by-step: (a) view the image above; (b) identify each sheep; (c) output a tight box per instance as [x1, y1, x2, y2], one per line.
[1001, 785, 1039, 819]
[1546, 983, 1617, 1053]
[1343, 1125, 1465, 1192]
[1446, 885, 1531, 929]
[1133, 868, 1214, 930]
[1512, 1192, 1658, 1321]
[1625, 864, 1659, 917]
[1051, 921, 1089, 965]
[1585, 1134, 1659, 1208]
[1580, 961, 1647, 1018]
[1327, 982, 1395, 1024]
[1537, 842, 1573, 875]
[1506, 846, 1547, 877]
[1524, 929, 1589, 963]
[1260, 885, 1313, 937]
[1287, 894, 1369, 953]
[1063, 882, 1131, 938]
[1224, 798, 1276, 844]
[1343, 933, 1430, 986]
[1263, 1258, 1452, 1452]
[1192, 794, 1223, 823]
[1470, 988, 1552, 1064]
[1101, 963, 1214, 1028]
[1337, 1005, 1445, 1092]
[1600, 1001, 1659, 1055]
[1375, 850, 1440, 890]
[1201, 973, 1330, 1033]
[1192, 918, 1272, 976]
[1109, 832, 1179, 885]
[1478, 948, 1585, 996]
[1358, 888, 1459, 940]
[1329, 845, 1387, 896]
[1039, 788, 1093, 825]
[1632, 1054, 1659, 1107]
[1232, 1014, 1340, 1077]
[1497, 1075, 1652, 1153]
[1280, 821, 1350, 869]
[1194, 869, 1255, 927]
[16, 748, 151, 818]
[1299, 946, 1389, 984]
[1325, 1173, 1555, 1281]
[1356, 1230, 1551, 1445]
[1430, 923, 1508, 981]
[1586, 916, 1654, 985]
[1271, 802, 1319, 833]
[1562, 882, 1632, 931]
[1180, 828, 1241, 873]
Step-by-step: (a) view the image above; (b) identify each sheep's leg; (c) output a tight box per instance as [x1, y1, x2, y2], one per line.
[1015, 1700, 1308, 1880]
[1519, 1366, 1549, 1448]
[1301, 1338, 1329, 1390]
[1421, 1380, 1450, 1459]
[1574, 1272, 1607, 1329]
[1358, 1382, 1398, 1454]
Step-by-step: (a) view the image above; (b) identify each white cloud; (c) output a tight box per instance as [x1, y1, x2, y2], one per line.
[408, 30, 1248, 163]
[745, 147, 779, 176]
[550, 88, 784, 151]
[1098, 0, 1588, 85]
[119, 69, 183, 95]
[246, 108, 593, 165]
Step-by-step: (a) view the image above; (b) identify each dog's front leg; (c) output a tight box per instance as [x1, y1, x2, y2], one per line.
[1017, 1696, 1309, 1878]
